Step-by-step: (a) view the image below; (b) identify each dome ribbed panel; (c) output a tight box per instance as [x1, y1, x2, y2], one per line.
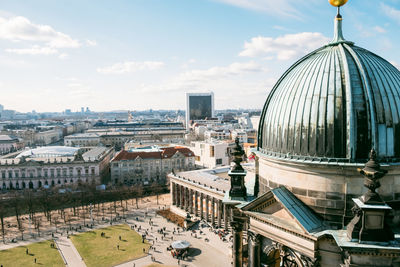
[261, 46, 348, 159]
[259, 43, 400, 162]
[351, 47, 400, 158]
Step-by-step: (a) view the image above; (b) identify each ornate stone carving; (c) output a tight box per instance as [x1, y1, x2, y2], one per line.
[262, 241, 318, 267]
[229, 137, 247, 198]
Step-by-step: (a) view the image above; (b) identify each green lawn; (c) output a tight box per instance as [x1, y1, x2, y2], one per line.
[0, 240, 64, 267]
[71, 224, 150, 267]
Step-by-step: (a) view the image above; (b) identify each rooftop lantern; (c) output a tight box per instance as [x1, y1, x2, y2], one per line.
[228, 137, 247, 199]
[347, 149, 394, 242]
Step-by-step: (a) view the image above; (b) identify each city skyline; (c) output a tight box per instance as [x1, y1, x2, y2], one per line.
[0, 0, 399, 112]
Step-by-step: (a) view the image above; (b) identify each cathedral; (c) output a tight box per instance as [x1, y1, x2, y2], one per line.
[236, 0, 400, 266]
[170, 1, 400, 266]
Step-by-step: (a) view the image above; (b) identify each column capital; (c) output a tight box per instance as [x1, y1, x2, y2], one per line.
[247, 230, 261, 244]
[231, 220, 244, 232]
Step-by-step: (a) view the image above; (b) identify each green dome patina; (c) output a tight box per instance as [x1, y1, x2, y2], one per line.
[258, 14, 400, 163]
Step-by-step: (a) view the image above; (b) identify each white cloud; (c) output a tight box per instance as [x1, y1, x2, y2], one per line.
[97, 61, 165, 74]
[177, 61, 266, 83]
[373, 26, 386, 33]
[137, 61, 267, 94]
[58, 53, 68, 59]
[381, 3, 400, 24]
[5, 45, 58, 55]
[239, 32, 329, 60]
[85, 39, 97, 47]
[213, 0, 302, 19]
[0, 16, 80, 48]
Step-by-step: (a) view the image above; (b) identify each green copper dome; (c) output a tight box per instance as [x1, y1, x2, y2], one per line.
[258, 15, 400, 163]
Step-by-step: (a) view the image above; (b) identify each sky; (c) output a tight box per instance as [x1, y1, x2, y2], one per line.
[0, 0, 399, 113]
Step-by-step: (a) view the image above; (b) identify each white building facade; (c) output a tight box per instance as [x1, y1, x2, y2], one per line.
[0, 146, 114, 190]
[111, 146, 195, 186]
[190, 140, 233, 168]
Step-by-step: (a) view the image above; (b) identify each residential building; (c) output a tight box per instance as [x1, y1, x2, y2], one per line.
[64, 133, 101, 147]
[0, 135, 24, 154]
[190, 140, 233, 168]
[204, 129, 231, 141]
[231, 129, 247, 143]
[111, 146, 195, 186]
[0, 146, 114, 190]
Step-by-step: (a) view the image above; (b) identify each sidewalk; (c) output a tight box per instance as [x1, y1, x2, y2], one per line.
[55, 236, 86, 267]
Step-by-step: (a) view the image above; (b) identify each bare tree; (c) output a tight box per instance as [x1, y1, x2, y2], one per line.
[0, 200, 8, 244]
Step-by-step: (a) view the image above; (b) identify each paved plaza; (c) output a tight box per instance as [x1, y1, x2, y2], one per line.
[117, 208, 232, 267]
[0, 198, 232, 267]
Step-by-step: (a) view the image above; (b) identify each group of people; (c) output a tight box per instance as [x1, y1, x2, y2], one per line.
[170, 248, 189, 261]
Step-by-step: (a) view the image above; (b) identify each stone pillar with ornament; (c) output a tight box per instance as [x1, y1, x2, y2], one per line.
[346, 149, 394, 242]
[229, 138, 247, 199]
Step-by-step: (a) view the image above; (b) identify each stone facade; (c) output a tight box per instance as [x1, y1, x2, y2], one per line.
[111, 147, 195, 185]
[257, 152, 400, 227]
[0, 147, 114, 189]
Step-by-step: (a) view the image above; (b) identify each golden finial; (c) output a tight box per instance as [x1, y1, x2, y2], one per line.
[329, 0, 348, 7]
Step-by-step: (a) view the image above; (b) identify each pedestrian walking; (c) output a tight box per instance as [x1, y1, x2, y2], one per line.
[26, 248, 29, 254]
[34, 258, 37, 264]
[117, 245, 119, 250]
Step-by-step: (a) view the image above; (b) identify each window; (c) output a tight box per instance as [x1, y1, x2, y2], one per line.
[210, 146, 215, 157]
[216, 158, 222, 165]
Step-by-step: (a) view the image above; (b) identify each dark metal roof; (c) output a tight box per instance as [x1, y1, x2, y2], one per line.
[272, 186, 324, 233]
[258, 31, 400, 162]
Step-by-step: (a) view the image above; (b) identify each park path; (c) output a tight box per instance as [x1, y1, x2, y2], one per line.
[55, 236, 87, 267]
[115, 208, 231, 267]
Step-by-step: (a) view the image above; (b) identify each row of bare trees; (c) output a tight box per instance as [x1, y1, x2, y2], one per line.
[0, 182, 168, 243]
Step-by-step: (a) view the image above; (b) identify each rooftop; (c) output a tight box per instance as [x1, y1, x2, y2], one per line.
[16, 146, 79, 158]
[112, 146, 194, 161]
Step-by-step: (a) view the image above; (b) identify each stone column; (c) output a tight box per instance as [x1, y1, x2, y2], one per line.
[205, 195, 209, 222]
[194, 191, 198, 217]
[176, 184, 180, 208]
[180, 185, 184, 209]
[200, 193, 204, 219]
[184, 187, 188, 211]
[189, 189, 194, 214]
[217, 200, 222, 228]
[248, 231, 261, 267]
[224, 204, 229, 230]
[171, 182, 176, 205]
[231, 220, 244, 267]
[176, 184, 179, 208]
[211, 198, 215, 226]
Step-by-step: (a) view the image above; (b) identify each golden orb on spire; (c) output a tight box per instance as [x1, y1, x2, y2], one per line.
[329, 0, 348, 7]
